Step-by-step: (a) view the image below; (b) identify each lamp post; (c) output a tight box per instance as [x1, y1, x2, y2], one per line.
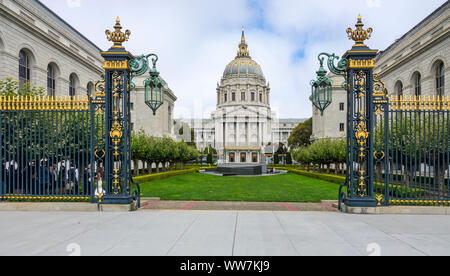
[310, 53, 348, 115]
[129, 54, 165, 115]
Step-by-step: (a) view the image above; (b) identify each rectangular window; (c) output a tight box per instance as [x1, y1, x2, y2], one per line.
[252, 153, 258, 163]
[131, 103, 134, 110]
[340, 123, 345, 132]
[229, 153, 235, 163]
[339, 103, 345, 111]
[241, 92, 246, 101]
[251, 92, 255, 101]
[232, 93, 236, 101]
[224, 94, 227, 102]
[260, 93, 263, 102]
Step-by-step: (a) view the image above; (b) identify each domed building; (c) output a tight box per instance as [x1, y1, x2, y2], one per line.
[212, 28, 273, 163]
[178, 28, 305, 164]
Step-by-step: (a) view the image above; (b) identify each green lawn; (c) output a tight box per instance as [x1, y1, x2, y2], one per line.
[140, 173, 339, 202]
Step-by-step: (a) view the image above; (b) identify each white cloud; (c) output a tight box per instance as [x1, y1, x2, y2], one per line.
[40, 0, 447, 119]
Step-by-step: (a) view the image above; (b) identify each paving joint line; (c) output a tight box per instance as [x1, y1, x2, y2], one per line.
[273, 211, 302, 256]
[232, 212, 239, 256]
[165, 213, 200, 256]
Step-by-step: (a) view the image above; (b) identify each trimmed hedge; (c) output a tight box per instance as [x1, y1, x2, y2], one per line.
[274, 167, 346, 185]
[134, 169, 198, 184]
[275, 167, 429, 197]
[134, 167, 217, 184]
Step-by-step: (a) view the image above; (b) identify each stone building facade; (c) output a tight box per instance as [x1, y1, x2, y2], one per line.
[131, 74, 177, 138]
[0, 0, 103, 96]
[0, 0, 175, 138]
[312, 2, 449, 140]
[180, 29, 304, 164]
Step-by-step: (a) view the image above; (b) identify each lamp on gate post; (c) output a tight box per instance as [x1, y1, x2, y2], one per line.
[310, 60, 332, 116]
[129, 54, 165, 115]
[310, 53, 349, 115]
[144, 57, 165, 115]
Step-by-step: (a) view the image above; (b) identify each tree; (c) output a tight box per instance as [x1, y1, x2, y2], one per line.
[286, 152, 293, 165]
[142, 136, 157, 174]
[288, 118, 312, 148]
[0, 78, 45, 97]
[203, 146, 216, 166]
[131, 131, 147, 176]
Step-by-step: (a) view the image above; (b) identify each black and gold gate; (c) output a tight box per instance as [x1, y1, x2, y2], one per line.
[0, 18, 163, 206]
[313, 16, 450, 208]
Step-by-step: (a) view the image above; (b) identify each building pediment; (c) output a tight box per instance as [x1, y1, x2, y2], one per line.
[213, 105, 273, 119]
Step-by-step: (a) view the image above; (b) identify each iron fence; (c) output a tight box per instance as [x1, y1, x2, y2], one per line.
[373, 95, 450, 206]
[0, 96, 94, 202]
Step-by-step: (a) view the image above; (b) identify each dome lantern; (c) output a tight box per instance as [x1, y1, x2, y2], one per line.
[237, 26, 250, 58]
[223, 28, 265, 79]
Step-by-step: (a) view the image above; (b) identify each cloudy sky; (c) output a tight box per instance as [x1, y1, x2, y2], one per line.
[41, 0, 447, 119]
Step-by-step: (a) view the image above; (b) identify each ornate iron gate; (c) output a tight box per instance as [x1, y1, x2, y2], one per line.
[339, 16, 450, 208]
[0, 18, 147, 206]
[373, 94, 450, 206]
[0, 96, 93, 202]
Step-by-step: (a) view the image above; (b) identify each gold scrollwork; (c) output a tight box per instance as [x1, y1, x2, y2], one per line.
[95, 150, 106, 159]
[373, 74, 388, 99]
[373, 150, 385, 160]
[110, 121, 123, 143]
[355, 121, 369, 146]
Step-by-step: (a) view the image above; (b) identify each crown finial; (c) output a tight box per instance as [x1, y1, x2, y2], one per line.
[105, 17, 131, 49]
[346, 14, 373, 47]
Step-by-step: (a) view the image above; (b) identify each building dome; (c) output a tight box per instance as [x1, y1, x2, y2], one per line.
[223, 57, 264, 78]
[222, 27, 265, 79]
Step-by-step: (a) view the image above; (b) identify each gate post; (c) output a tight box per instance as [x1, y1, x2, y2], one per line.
[100, 18, 133, 204]
[342, 15, 379, 207]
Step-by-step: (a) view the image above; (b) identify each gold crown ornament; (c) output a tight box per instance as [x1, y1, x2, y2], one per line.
[105, 17, 131, 49]
[346, 14, 373, 47]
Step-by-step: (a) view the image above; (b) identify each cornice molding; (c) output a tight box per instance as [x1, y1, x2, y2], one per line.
[376, 30, 449, 77]
[0, 3, 102, 74]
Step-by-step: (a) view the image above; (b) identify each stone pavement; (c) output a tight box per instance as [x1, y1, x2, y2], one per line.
[141, 200, 337, 212]
[1, 211, 450, 256]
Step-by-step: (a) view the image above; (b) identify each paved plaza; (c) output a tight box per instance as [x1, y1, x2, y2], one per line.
[1, 210, 450, 256]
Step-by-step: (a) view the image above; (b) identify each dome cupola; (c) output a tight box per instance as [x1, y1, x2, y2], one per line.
[223, 27, 265, 79]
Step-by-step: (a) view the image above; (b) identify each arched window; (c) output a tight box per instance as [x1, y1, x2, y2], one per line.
[395, 81, 403, 97]
[259, 93, 263, 102]
[86, 82, 94, 96]
[69, 74, 77, 97]
[414, 72, 421, 97]
[47, 65, 56, 97]
[19, 50, 31, 87]
[436, 61, 445, 96]
[224, 93, 227, 103]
